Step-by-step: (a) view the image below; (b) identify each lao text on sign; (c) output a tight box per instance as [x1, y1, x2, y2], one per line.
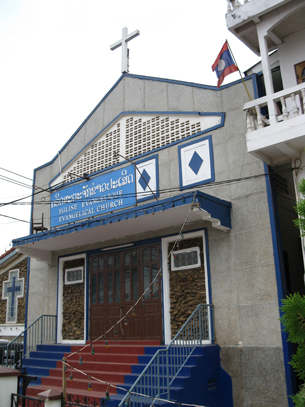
[50, 166, 136, 228]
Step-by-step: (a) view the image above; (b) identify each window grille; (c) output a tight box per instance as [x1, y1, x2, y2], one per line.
[171, 247, 201, 271]
[65, 267, 84, 285]
[61, 114, 206, 184]
[273, 173, 289, 195]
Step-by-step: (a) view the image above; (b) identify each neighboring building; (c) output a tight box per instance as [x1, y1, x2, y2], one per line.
[226, 0, 305, 404]
[227, 0, 305, 293]
[12, 71, 292, 406]
[0, 249, 27, 340]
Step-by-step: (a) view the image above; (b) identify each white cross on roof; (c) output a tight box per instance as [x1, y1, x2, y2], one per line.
[110, 27, 140, 73]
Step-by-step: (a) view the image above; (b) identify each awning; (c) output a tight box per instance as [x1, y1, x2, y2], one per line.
[13, 190, 231, 263]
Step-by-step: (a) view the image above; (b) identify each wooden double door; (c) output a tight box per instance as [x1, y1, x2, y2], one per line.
[89, 243, 162, 341]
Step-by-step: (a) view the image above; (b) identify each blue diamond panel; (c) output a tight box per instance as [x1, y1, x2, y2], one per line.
[139, 169, 151, 191]
[188, 151, 203, 175]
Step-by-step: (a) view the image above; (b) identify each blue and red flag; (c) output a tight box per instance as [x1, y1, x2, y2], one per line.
[212, 41, 238, 87]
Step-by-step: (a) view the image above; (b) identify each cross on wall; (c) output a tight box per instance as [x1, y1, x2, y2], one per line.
[110, 27, 140, 73]
[2, 270, 24, 323]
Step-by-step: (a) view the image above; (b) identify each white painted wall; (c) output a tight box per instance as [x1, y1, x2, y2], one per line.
[0, 373, 19, 407]
[278, 28, 305, 88]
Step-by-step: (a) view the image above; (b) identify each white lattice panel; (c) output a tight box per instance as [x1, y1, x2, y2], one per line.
[54, 114, 221, 186]
[62, 123, 121, 183]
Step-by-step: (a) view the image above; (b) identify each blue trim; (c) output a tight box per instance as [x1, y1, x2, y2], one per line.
[135, 154, 159, 202]
[178, 134, 215, 191]
[263, 163, 293, 406]
[29, 169, 36, 237]
[48, 112, 225, 189]
[85, 254, 89, 341]
[85, 237, 161, 258]
[33, 72, 255, 181]
[13, 190, 231, 247]
[34, 75, 125, 173]
[0, 249, 19, 266]
[23, 257, 31, 353]
[123, 72, 256, 91]
[56, 258, 60, 342]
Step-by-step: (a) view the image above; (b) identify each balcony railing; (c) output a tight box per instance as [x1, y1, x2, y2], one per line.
[227, 0, 250, 12]
[0, 315, 57, 368]
[244, 83, 305, 133]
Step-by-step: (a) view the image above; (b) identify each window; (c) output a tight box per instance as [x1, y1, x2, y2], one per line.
[65, 267, 84, 285]
[171, 247, 201, 271]
[295, 61, 305, 84]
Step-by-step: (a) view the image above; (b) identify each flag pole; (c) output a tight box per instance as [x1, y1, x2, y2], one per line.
[226, 39, 252, 101]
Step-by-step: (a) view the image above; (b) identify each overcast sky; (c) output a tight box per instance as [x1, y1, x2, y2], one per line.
[0, 0, 260, 254]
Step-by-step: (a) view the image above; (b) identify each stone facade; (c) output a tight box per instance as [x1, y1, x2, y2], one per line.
[0, 258, 27, 324]
[168, 237, 206, 336]
[62, 258, 84, 340]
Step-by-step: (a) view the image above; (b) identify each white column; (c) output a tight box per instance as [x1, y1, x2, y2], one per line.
[257, 28, 277, 125]
[0, 367, 21, 407]
[37, 389, 62, 407]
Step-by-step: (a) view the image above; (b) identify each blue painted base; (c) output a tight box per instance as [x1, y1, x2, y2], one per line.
[107, 345, 233, 407]
[22, 344, 72, 386]
[22, 343, 233, 407]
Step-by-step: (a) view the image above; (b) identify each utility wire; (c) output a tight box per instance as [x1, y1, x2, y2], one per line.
[0, 166, 32, 181]
[0, 179, 64, 208]
[1, 166, 302, 207]
[1, 165, 304, 224]
[0, 175, 32, 190]
[0, 214, 30, 223]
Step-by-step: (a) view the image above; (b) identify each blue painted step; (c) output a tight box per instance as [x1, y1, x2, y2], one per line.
[22, 344, 71, 385]
[108, 345, 233, 407]
[23, 342, 233, 407]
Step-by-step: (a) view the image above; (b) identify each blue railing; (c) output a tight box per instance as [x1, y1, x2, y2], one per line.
[119, 304, 214, 406]
[0, 315, 57, 368]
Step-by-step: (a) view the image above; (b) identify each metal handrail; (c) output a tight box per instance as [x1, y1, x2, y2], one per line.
[119, 304, 214, 407]
[0, 315, 57, 368]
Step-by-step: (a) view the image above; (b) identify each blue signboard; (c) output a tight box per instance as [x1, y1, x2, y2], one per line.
[50, 166, 136, 228]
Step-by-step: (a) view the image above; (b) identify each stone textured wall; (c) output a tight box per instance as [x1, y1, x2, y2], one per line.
[0, 258, 28, 324]
[168, 237, 206, 337]
[62, 259, 84, 340]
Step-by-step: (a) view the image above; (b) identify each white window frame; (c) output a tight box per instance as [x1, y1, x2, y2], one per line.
[161, 230, 210, 345]
[58, 254, 86, 344]
[171, 247, 201, 271]
[65, 266, 84, 285]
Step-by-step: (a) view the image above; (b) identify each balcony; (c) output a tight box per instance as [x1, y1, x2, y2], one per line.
[243, 83, 305, 165]
[226, 0, 305, 55]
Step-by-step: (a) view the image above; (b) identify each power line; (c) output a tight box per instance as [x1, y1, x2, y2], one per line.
[0, 166, 296, 207]
[0, 179, 64, 208]
[0, 166, 32, 181]
[0, 175, 32, 190]
[0, 214, 30, 223]
[0, 165, 302, 224]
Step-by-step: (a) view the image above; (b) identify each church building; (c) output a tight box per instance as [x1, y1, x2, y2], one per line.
[11, 27, 294, 407]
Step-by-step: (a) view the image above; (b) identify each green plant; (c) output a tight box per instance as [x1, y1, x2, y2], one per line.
[280, 178, 305, 405]
[294, 178, 305, 236]
[280, 293, 305, 406]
